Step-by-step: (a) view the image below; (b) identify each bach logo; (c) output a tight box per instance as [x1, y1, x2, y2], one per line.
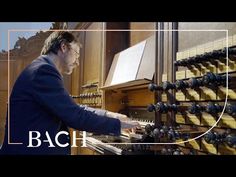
[27, 131, 87, 148]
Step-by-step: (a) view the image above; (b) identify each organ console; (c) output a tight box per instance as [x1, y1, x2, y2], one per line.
[172, 148, 184, 155]
[174, 47, 236, 67]
[157, 72, 230, 92]
[76, 23, 236, 155]
[204, 131, 218, 144]
[167, 129, 179, 141]
[187, 102, 226, 114]
[144, 124, 153, 134]
[225, 134, 236, 148]
[147, 102, 181, 113]
[203, 130, 236, 150]
[206, 102, 223, 114]
[150, 72, 229, 93]
[188, 78, 204, 89]
[147, 104, 156, 112]
[148, 83, 163, 92]
[204, 131, 224, 145]
[148, 81, 177, 92]
[83, 103, 159, 155]
[155, 102, 169, 113]
[226, 103, 236, 116]
[175, 80, 189, 90]
[203, 72, 228, 87]
[162, 81, 176, 91]
[161, 148, 168, 155]
[226, 47, 236, 56]
[211, 47, 236, 59]
[188, 103, 205, 114]
[161, 147, 184, 155]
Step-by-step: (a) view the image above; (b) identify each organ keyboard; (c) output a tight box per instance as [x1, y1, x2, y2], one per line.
[85, 119, 155, 155]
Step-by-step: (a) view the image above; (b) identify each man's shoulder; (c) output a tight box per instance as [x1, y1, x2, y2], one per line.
[30, 56, 59, 75]
[12, 56, 61, 90]
[29, 58, 61, 83]
[31, 56, 55, 70]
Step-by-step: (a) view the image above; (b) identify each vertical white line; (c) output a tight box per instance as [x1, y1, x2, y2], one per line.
[82, 131, 87, 147]
[226, 30, 229, 104]
[7, 30, 10, 144]
[101, 23, 106, 109]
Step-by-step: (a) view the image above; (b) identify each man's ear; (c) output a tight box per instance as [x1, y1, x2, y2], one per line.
[60, 42, 68, 53]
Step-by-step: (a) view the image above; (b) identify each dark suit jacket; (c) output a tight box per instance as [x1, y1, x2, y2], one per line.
[0, 56, 121, 155]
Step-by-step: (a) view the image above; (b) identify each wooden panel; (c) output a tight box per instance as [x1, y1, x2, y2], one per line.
[126, 88, 154, 107]
[218, 59, 236, 74]
[105, 23, 129, 81]
[175, 139, 185, 147]
[186, 114, 201, 125]
[14, 60, 24, 88]
[104, 90, 126, 112]
[200, 87, 217, 101]
[79, 147, 99, 155]
[77, 31, 86, 104]
[201, 139, 217, 154]
[161, 114, 167, 122]
[186, 68, 200, 78]
[218, 86, 236, 100]
[162, 74, 167, 82]
[178, 23, 236, 51]
[174, 23, 236, 155]
[161, 93, 167, 102]
[219, 114, 236, 129]
[218, 144, 236, 155]
[0, 122, 5, 145]
[185, 89, 200, 101]
[0, 61, 8, 90]
[176, 70, 186, 80]
[102, 53, 118, 87]
[0, 91, 7, 118]
[101, 79, 150, 91]
[0, 60, 16, 91]
[130, 22, 155, 46]
[201, 113, 218, 127]
[176, 113, 186, 124]
[163, 23, 169, 75]
[186, 139, 201, 150]
[0, 91, 7, 145]
[71, 66, 80, 97]
[103, 23, 131, 114]
[84, 23, 103, 85]
[200, 62, 217, 76]
[176, 91, 185, 101]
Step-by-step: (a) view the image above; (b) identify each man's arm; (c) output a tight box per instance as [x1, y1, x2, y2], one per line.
[32, 64, 121, 136]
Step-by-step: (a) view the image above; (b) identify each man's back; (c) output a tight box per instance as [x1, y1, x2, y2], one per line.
[1, 56, 71, 154]
[0, 56, 121, 155]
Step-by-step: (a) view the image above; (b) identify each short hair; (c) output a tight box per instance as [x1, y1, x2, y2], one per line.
[41, 31, 79, 55]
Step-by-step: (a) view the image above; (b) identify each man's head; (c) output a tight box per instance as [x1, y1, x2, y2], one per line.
[41, 31, 81, 75]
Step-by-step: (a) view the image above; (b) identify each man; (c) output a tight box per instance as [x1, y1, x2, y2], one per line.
[0, 31, 139, 155]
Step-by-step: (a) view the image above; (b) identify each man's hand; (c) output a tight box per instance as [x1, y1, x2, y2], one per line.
[120, 120, 140, 137]
[105, 111, 128, 120]
[119, 119, 140, 130]
[105, 111, 140, 132]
